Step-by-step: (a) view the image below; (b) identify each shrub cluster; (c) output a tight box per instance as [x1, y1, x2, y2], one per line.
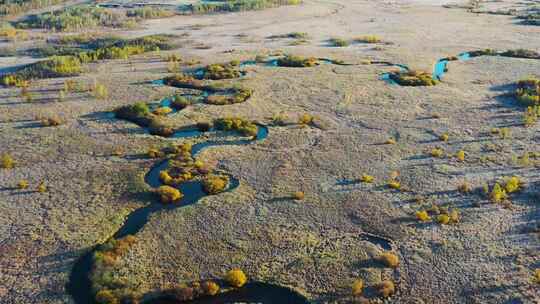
[16, 5, 138, 31]
[2, 56, 81, 86]
[156, 185, 183, 203]
[0, 0, 66, 16]
[91, 235, 140, 304]
[214, 117, 258, 137]
[276, 55, 319, 67]
[224, 268, 247, 288]
[516, 77, 539, 106]
[202, 174, 229, 194]
[199, 62, 242, 80]
[488, 176, 523, 203]
[114, 102, 174, 137]
[389, 70, 438, 86]
[190, 0, 302, 14]
[415, 205, 460, 224]
[1, 154, 15, 169]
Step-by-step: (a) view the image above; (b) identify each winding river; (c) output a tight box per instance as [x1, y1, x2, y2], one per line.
[66, 57, 398, 304]
[66, 82, 310, 304]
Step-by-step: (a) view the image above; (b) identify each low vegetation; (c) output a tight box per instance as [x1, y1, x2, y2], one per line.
[354, 35, 382, 43]
[515, 77, 539, 106]
[376, 280, 395, 298]
[351, 279, 363, 296]
[328, 37, 350, 47]
[156, 185, 183, 203]
[276, 55, 319, 67]
[389, 70, 439, 86]
[2, 56, 81, 86]
[202, 175, 229, 194]
[198, 62, 242, 80]
[214, 117, 258, 137]
[91, 235, 140, 304]
[1, 154, 15, 169]
[377, 252, 399, 268]
[0, 0, 66, 16]
[15, 5, 174, 31]
[190, 0, 302, 14]
[224, 268, 247, 288]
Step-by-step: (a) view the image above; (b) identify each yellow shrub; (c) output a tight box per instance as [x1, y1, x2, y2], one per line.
[202, 175, 228, 194]
[202, 281, 220, 296]
[18, 180, 29, 189]
[504, 176, 522, 193]
[415, 210, 431, 222]
[359, 174, 374, 183]
[458, 182, 472, 193]
[449, 209, 459, 223]
[157, 185, 182, 203]
[490, 183, 507, 203]
[37, 182, 47, 193]
[385, 138, 396, 145]
[376, 280, 395, 298]
[159, 171, 173, 185]
[431, 148, 444, 158]
[298, 113, 314, 126]
[293, 191, 305, 200]
[153, 107, 172, 116]
[147, 148, 161, 158]
[456, 150, 465, 161]
[351, 279, 363, 296]
[225, 268, 247, 288]
[1, 154, 14, 169]
[437, 214, 450, 225]
[388, 180, 401, 190]
[439, 133, 449, 142]
[378, 252, 399, 268]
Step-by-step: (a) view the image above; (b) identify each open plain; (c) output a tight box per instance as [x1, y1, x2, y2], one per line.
[0, 0, 539, 303]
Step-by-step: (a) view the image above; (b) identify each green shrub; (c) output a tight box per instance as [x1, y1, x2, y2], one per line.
[328, 37, 350, 47]
[2, 56, 81, 85]
[0, 0, 66, 16]
[16, 5, 132, 31]
[516, 77, 540, 106]
[127, 7, 175, 19]
[354, 35, 381, 43]
[199, 62, 242, 80]
[389, 70, 438, 86]
[214, 117, 258, 137]
[190, 0, 302, 14]
[276, 55, 319, 67]
[171, 95, 192, 109]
